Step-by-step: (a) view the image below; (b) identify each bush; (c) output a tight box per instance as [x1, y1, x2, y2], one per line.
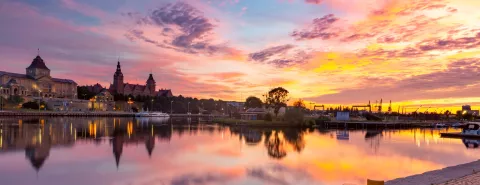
[285, 108, 304, 124]
[264, 113, 273, 122]
[304, 118, 316, 127]
[22, 101, 39, 110]
[317, 115, 331, 121]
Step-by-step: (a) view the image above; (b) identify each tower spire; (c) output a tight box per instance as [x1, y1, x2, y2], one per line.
[37, 48, 40, 56]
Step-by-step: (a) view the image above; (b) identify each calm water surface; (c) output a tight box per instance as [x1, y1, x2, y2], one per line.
[0, 117, 479, 185]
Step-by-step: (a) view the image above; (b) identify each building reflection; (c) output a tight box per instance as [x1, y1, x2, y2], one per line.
[0, 118, 75, 174]
[0, 117, 219, 171]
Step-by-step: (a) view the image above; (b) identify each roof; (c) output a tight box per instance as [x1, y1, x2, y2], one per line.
[0, 71, 29, 79]
[124, 83, 146, 91]
[158, 89, 173, 97]
[52, 78, 77, 84]
[146, 73, 155, 84]
[245, 108, 266, 113]
[0, 71, 76, 84]
[27, 55, 50, 70]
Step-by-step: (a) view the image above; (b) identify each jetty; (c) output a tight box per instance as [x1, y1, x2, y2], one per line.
[386, 160, 480, 185]
[318, 121, 438, 129]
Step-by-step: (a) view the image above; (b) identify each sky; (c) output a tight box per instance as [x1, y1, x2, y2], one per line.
[0, 0, 479, 112]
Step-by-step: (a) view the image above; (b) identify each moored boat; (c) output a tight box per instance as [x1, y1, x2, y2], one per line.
[440, 122, 480, 138]
[135, 112, 170, 117]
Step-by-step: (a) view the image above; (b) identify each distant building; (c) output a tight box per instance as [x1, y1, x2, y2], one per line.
[457, 105, 479, 116]
[83, 83, 104, 94]
[226, 101, 245, 109]
[241, 108, 266, 120]
[108, 61, 173, 98]
[0, 55, 77, 99]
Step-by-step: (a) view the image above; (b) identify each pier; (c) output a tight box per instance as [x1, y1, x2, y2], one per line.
[386, 160, 480, 185]
[317, 120, 437, 129]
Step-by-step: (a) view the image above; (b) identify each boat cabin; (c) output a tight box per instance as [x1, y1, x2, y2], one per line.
[462, 123, 480, 135]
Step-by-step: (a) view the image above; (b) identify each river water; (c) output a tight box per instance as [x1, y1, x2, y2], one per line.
[0, 117, 478, 185]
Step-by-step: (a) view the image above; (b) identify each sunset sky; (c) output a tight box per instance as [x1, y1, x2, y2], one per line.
[1, 0, 479, 111]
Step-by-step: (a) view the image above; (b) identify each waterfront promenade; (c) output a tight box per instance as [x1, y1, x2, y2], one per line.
[0, 110, 225, 117]
[386, 160, 480, 185]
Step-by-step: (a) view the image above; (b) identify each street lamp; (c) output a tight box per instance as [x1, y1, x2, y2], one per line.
[187, 102, 190, 114]
[38, 90, 42, 112]
[127, 97, 133, 112]
[170, 100, 174, 114]
[151, 99, 154, 112]
[0, 86, 3, 111]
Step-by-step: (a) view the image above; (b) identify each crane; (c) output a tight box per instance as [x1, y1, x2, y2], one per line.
[388, 100, 392, 113]
[314, 105, 325, 111]
[414, 105, 423, 113]
[424, 107, 432, 114]
[352, 100, 372, 112]
[373, 99, 383, 113]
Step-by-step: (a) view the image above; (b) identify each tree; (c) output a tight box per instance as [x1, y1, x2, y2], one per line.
[245, 96, 263, 109]
[77, 86, 95, 100]
[8, 95, 24, 104]
[293, 99, 306, 109]
[266, 87, 289, 117]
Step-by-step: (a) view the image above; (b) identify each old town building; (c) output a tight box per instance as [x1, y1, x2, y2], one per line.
[0, 55, 77, 99]
[108, 61, 173, 97]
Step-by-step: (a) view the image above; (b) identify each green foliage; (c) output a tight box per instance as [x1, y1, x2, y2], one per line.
[22, 101, 46, 110]
[293, 99, 306, 109]
[285, 108, 304, 125]
[266, 87, 289, 116]
[303, 119, 316, 127]
[22, 101, 39, 110]
[77, 86, 96, 100]
[8, 95, 24, 104]
[245, 96, 263, 109]
[317, 115, 331, 121]
[264, 113, 273, 122]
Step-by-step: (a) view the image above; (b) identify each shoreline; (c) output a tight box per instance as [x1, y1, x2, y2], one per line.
[386, 160, 480, 185]
[0, 110, 226, 118]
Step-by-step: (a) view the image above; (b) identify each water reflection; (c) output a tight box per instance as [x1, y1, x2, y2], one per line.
[230, 127, 308, 159]
[0, 117, 479, 185]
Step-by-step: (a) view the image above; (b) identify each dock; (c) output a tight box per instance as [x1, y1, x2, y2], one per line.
[440, 132, 480, 139]
[318, 121, 436, 129]
[386, 160, 480, 185]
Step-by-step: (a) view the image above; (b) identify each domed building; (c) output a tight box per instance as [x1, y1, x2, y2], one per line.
[0, 54, 77, 99]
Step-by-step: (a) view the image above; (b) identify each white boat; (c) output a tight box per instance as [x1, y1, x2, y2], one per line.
[462, 122, 480, 135]
[135, 112, 170, 117]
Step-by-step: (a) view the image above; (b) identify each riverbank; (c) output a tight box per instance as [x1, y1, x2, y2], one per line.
[386, 160, 480, 185]
[0, 110, 226, 117]
[213, 118, 310, 127]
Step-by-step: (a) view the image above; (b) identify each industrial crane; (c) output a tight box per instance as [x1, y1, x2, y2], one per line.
[352, 101, 372, 112]
[373, 99, 383, 113]
[388, 100, 392, 113]
[414, 105, 423, 113]
[313, 105, 325, 111]
[424, 107, 432, 114]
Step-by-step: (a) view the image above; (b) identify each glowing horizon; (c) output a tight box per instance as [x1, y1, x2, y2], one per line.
[1, 0, 479, 112]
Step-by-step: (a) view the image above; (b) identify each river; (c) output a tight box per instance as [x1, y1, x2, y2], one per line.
[0, 117, 478, 185]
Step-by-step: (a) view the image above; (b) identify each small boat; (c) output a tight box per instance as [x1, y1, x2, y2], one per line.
[336, 130, 349, 140]
[135, 112, 170, 117]
[463, 139, 480, 149]
[452, 122, 463, 127]
[433, 123, 447, 128]
[440, 122, 480, 139]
